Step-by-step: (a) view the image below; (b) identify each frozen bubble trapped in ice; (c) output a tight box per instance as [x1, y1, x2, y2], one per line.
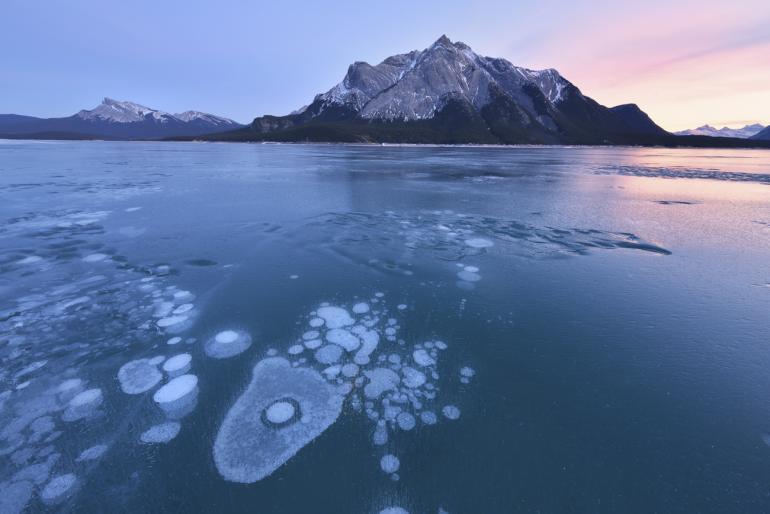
[213, 358, 343, 483]
[118, 359, 162, 394]
[316, 306, 354, 329]
[41, 473, 77, 505]
[140, 422, 181, 444]
[205, 330, 252, 359]
[464, 238, 494, 248]
[380, 454, 400, 473]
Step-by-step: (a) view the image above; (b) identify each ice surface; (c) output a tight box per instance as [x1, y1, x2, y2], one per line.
[213, 358, 343, 483]
[0, 480, 33, 514]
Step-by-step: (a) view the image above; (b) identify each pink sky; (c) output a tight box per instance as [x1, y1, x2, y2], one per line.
[479, 0, 770, 131]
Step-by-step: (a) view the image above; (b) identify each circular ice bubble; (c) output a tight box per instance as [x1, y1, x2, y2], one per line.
[364, 368, 400, 399]
[412, 349, 436, 367]
[140, 422, 181, 444]
[41, 473, 77, 505]
[314, 344, 343, 365]
[288, 345, 304, 355]
[326, 328, 360, 352]
[402, 367, 426, 388]
[205, 330, 252, 359]
[264, 400, 296, 425]
[316, 306, 354, 329]
[457, 270, 482, 282]
[304, 339, 322, 350]
[82, 253, 108, 263]
[118, 359, 162, 394]
[153, 374, 198, 417]
[379, 508, 409, 514]
[309, 317, 324, 328]
[460, 366, 476, 378]
[464, 265, 479, 272]
[302, 330, 320, 340]
[63, 388, 103, 421]
[167, 336, 182, 345]
[75, 444, 108, 462]
[442, 405, 461, 420]
[163, 353, 192, 377]
[420, 411, 438, 425]
[341, 363, 359, 378]
[213, 358, 343, 483]
[352, 302, 370, 314]
[396, 412, 416, 431]
[173, 303, 194, 314]
[157, 315, 188, 328]
[464, 238, 494, 248]
[380, 454, 400, 474]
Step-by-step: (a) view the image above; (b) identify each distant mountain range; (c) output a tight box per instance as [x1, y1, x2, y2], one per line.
[0, 98, 242, 140]
[674, 124, 766, 138]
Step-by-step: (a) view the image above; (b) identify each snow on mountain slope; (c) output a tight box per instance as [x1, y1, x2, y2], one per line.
[312, 35, 574, 122]
[675, 124, 765, 138]
[76, 98, 239, 126]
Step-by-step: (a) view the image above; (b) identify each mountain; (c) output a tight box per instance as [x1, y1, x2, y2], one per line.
[206, 35, 669, 145]
[750, 126, 770, 140]
[0, 98, 242, 140]
[675, 124, 765, 138]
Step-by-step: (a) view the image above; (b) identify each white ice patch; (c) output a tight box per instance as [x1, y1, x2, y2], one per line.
[364, 368, 400, 399]
[352, 302, 370, 314]
[40, 473, 77, 505]
[153, 374, 198, 418]
[402, 367, 426, 388]
[140, 422, 181, 444]
[75, 444, 108, 462]
[314, 345, 343, 365]
[464, 238, 494, 248]
[118, 359, 162, 394]
[163, 353, 192, 377]
[265, 401, 296, 424]
[82, 253, 108, 263]
[62, 388, 103, 421]
[205, 330, 252, 359]
[316, 306, 354, 329]
[326, 328, 360, 352]
[380, 454, 400, 473]
[413, 349, 436, 367]
[213, 358, 343, 483]
[442, 405, 461, 420]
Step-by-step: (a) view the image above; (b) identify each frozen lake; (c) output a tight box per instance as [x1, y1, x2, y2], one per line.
[1, 141, 769, 513]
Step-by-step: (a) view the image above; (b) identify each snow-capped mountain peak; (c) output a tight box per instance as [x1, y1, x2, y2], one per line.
[74, 98, 240, 127]
[312, 35, 574, 122]
[77, 98, 174, 123]
[173, 111, 239, 126]
[675, 123, 766, 138]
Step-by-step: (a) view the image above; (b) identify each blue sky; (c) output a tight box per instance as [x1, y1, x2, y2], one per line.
[2, 0, 769, 130]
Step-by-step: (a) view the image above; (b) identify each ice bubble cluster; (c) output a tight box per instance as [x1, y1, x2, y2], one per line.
[204, 330, 252, 359]
[212, 295, 472, 491]
[213, 358, 343, 483]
